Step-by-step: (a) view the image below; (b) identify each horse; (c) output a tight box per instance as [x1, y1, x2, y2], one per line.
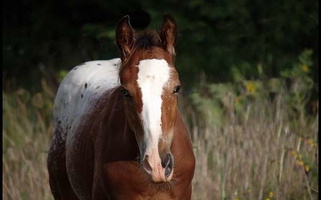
[47, 14, 195, 200]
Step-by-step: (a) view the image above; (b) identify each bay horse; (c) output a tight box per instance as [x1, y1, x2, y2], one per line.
[47, 14, 195, 200]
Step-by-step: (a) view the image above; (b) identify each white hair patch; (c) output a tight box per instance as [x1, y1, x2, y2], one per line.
[137, 59, 171, 153]
[53, 58, 121, 140]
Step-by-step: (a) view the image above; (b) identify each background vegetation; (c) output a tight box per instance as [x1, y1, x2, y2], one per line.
[3, 0, 318, 199]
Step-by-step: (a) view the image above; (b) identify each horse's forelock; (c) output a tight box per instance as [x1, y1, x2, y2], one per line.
[134, 30, 162, 50]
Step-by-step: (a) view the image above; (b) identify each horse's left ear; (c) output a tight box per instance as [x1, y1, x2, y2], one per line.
[116, 15, 134, 61]
[160, 14, 177, 56]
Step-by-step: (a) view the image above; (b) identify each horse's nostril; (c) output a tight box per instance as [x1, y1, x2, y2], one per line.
[142, 155, 152, 174]
[163, 153, 174, 179]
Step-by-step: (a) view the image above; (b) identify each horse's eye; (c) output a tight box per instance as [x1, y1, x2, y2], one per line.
[173, 85, 181, 94]
[121, 88, 131, 98]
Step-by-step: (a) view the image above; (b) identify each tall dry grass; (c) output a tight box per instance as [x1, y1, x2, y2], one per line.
[182, 81, 319, 200]
[3, 80, 54, 200]
[3, 77, 318, 200]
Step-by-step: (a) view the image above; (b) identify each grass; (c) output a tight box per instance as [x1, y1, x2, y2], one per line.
[183, 86, 318, 200]
[3, 81, 54, 200]
[2, 76, 318, 200]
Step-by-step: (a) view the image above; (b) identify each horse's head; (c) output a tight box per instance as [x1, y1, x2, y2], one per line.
[116, 15, 180, 183]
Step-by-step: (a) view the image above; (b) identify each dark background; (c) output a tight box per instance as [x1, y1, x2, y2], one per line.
[3, 0, 318, 92]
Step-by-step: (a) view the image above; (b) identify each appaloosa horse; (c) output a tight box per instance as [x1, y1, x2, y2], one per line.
[47, 14, 195, 200]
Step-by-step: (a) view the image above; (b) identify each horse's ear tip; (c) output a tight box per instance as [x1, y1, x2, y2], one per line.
[118, 15, 131, 24]
[124, 15, 130, 20]
[163, 14, 176, 23]
[117, 15, 132, 30]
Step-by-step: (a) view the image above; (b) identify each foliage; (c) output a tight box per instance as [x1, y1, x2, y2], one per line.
[181, 50, 318, 199]
[3, 0, 318, 91]
[187, 49, 317, 129]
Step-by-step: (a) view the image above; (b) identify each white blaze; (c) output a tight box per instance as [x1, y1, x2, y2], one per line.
[137, 59, 171, 156]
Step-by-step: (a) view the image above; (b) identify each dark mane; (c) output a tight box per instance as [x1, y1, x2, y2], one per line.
[134, 30, 162, 50]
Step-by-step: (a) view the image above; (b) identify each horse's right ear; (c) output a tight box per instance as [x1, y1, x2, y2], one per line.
[116, 16, 134, 60]
[160, 14, 177, 57]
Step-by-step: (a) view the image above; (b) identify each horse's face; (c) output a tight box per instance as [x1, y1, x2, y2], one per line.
[116, 15, 179, 183]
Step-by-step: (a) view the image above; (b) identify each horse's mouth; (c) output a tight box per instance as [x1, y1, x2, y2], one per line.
[138, 152, 174, 183]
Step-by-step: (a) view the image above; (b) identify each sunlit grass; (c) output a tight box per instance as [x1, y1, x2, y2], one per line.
[181, 77, 318, 200]
[3, 81, 54, 200]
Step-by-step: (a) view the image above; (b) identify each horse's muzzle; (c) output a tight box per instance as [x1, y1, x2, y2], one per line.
[142, 152, 174, 183]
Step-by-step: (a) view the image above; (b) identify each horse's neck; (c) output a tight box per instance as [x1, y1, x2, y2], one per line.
[171, 110, 195, 159]
[97, 88, 140, 163]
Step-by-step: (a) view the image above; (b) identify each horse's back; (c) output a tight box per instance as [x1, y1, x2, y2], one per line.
[53, 58, 121, 136]
[48, 58, 121, 200]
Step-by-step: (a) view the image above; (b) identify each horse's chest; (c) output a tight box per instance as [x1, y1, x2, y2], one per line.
[102, 161, 181, 200]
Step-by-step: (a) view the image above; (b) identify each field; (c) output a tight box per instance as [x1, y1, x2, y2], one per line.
[3, 0, 318, 199]
[3, 73, 318, 200]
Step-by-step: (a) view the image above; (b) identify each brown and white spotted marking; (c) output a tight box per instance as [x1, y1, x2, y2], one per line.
[47, 15, 195, 200]
[53, 58, 121, 139]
